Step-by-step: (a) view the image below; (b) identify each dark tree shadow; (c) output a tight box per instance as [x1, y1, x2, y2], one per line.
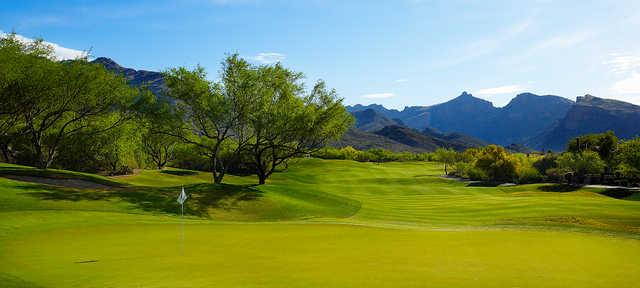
[161, 170, 198, 176]
[466, 181, 502, 187]
[600, 188, 639, 200]
[25, 182, 263, 218]
[537, 184, 582, 192]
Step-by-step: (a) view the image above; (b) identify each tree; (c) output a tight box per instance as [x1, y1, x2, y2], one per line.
[434, 148, 457, 175]
[142, 130, 178, 170]
[532, 153, 558, 175]
[162, 55, 254, 183]
[18, 59, 138, 169]
[0, 33, 54, 163]
[247, 63, 353, 184]
[568, 131, 618, 169]
[556, 151, 605, 183]
[473, 145, 517, 182]
[616, 138, 640, 177]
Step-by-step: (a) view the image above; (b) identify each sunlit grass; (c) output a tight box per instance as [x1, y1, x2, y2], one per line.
[1, 158, 639, 287]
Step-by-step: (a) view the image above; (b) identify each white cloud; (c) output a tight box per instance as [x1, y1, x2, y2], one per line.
[532, 30, 595, 51]
[394, 79, 408, 83]
[604, 53, 640, 75]
[0, 31, 87, 60]
[361, 92, 395, 99]
[476, 85, 525, 95]
[249, 52, 286, 64]
[611, 73, 640, 94]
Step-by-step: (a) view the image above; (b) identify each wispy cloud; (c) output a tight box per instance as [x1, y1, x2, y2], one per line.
[361, 92, 395, 99]
[531, 30, 596, 51]
[0, 31, 87, 60]
[504, 29, 598, 66]
[604, 53, 640, 75]
[394, 79, 409, 83]
[437, 16, 534, 67]
[248, 52, 286, 64]
[611, 73, 640, 95]
[476, 85, 525, 95]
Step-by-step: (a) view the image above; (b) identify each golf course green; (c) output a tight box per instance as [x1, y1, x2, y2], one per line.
[1, 159, 639, 287]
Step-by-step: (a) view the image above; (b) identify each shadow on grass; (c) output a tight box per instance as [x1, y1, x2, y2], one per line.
[25, 182, 263, 218]
[161, 170, 198, 176]
[0, 166, 125, 187]
[466, 181, 502, 187]
[600, 188, 639, 200]
[537, 184, 582, 192]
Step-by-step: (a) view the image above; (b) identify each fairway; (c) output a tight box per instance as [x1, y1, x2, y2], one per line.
[1, 159, 640, 287]
[3, 224, 640, 288]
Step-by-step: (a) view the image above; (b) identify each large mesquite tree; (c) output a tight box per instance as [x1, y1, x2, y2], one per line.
[247, 64, 353, 184]
[163, 55, 352, 185]
[163, 55, 255, 183]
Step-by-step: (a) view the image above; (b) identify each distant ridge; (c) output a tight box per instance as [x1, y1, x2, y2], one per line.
[531, 94, 640, 151]
[348, 91, 575, 149]
[92, 57, 166, 96]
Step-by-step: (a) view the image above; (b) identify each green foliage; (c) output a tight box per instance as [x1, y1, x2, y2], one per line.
[556, 151, 606, 178]
[0, 35, 142, 169]
[54, 119, 143, 174]
[434, 148, 457, 175]
[313, 146, 434, 162]
[533, 153, 559, 175]
[473, 145, 518, 182]
[568, 131, 618, 167]
[517, 166, 544, 184]
[615, 137, 640, 177]
[243, 63, 353, 184]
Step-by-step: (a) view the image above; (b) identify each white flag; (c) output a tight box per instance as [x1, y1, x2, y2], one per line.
[177, 186, 188, 205]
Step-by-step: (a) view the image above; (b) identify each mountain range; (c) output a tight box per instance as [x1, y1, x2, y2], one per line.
[349, 92, 640, 151]
[93, 57, 640, 152]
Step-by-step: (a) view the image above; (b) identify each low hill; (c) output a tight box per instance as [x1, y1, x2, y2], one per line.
[352, 108, 401, 132]
[331, 128, 429, 152]
[374, 125, 484, 152]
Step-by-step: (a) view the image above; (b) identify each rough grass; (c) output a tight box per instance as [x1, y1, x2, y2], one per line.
[1, 159, 639, 287]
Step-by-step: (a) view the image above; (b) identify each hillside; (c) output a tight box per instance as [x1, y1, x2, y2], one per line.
[533, 94, 640, 151]
[92, 57, 166, 96]
[347, 92, 583, 148]
[331, 128, 429, 152]
[352, 108, 401, 132]
[374, 125, 485, 152]
[488, 93, 574, 144]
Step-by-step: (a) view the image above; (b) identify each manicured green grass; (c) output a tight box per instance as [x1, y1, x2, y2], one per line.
[3, 223, 640, 288]
[0, 158, 639, 287]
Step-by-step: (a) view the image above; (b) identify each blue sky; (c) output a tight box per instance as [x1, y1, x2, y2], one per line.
[2, 0, 640, 109]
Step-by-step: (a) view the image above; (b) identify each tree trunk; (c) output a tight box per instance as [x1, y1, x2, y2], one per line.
[258, 173, 267, 185]
[444, 163, 448, 175]
[0, 143, 12, 163]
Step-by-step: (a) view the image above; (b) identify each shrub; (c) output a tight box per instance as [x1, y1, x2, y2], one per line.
[517, 166, 543, 184]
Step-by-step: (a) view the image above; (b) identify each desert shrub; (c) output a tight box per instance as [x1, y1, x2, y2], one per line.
[312, 146, 434, 163]
[533, 154, 558, 175]
[170, 144, 211, 171]
[466, 166, 488, 181]
[517, 166, 543, 184]
[545, 167, 565, 182]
